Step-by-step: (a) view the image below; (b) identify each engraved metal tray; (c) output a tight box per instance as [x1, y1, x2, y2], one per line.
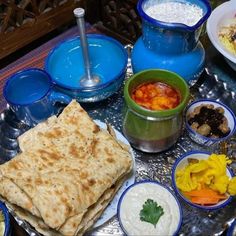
[0, 68, 236, 236]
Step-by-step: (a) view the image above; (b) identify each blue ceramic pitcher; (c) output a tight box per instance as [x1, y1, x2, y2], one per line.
[131, 0, 211, 83]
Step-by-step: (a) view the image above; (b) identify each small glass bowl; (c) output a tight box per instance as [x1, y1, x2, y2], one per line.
[172, 151, 233, 210]
[185, 99, 236, 146]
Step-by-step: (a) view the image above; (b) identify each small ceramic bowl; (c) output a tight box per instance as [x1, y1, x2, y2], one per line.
[227, 220, 236, 236]
[172, 151, 233, 210]
[117, 181, 182, 236]
[207, 0, 236, 71]
[0, 201, 11, 236]
[185, 99, 236, 146]
[45, 34, 128, 102]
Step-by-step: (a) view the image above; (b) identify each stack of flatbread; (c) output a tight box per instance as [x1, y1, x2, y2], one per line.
[0, 100, 133, 235]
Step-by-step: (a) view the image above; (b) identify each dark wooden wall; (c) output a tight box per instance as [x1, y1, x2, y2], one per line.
[0, 0, 84, 60]
[85, 0, 141, 44]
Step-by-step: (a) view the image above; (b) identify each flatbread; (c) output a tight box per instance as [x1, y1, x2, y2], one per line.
[18, 116, 58, 152]
[6, 172, 127, 236]
[0, 100, 133, 235]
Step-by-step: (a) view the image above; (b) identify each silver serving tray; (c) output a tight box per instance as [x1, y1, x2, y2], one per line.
[0, 68, 236, 236]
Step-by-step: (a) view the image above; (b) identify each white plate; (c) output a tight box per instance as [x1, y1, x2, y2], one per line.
[206, 0, 236, 70]
[93, 120, 136, 228]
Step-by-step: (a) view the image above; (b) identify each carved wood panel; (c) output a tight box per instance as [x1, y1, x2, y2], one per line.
[0, 0, 83, 60]
[85, 0, 141, 44]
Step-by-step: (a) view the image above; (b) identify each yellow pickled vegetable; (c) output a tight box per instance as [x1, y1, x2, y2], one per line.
[228, 177, 236, 195]
[210, 175, 230, 194]
[175, 153, 233, 195]
[176, 160, 208, 192]
[176, 168, 198, 192]
[207, 154, 231, 176]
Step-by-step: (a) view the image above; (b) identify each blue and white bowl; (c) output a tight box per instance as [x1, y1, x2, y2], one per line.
[0, 201, 11, 236]
[117, 181, 182, 236]
[172, 151, 233, 210]
[227, 220, 236, 236]
[45, 34, 128, 102]
[185, 99, 236, 146]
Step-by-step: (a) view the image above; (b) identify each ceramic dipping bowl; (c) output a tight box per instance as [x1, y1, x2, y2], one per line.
[172, 151, 233, 210]
[227, 220, 236, 236]
[122, 69, 189, 153]
[45, 34, 128, 102]
[117, 181, 182, 236]
[186, 99, 236, 146]
[0, 201, 11, 236]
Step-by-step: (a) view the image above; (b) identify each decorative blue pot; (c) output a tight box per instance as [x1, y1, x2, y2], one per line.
[131, 0, 211, 83]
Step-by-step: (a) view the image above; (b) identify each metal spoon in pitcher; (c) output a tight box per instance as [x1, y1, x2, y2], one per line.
[73, 8, 100, 87]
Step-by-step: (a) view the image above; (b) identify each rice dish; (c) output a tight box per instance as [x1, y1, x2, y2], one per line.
[218, 17, 236, 55]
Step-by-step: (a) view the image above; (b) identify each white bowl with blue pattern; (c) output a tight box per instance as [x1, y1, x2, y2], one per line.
[172, 151, 234, 210]
[227, 220, 236, 236]
[0, 201, 11, 236]
[185, 99, 236, 146]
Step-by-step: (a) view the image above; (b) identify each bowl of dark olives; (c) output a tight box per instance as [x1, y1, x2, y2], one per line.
[185, 99, 236, 146]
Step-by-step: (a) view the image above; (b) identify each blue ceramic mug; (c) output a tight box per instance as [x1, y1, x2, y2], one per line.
[3, 68, 72, 126]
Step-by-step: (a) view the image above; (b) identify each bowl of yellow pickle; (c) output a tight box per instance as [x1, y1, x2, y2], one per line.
[172, 151, 236, 210]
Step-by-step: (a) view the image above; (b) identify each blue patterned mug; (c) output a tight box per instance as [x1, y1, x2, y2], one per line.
[3, 68, 72, 126]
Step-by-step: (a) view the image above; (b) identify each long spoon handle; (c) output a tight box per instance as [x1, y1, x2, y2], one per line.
[73, 8, 92, 80]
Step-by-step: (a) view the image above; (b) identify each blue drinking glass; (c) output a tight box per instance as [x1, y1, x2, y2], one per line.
[3, 68, 71, 126]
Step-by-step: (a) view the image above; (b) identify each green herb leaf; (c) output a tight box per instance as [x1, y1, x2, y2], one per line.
[139, 199, 164, 228]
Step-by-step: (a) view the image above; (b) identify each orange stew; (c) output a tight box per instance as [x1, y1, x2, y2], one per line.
[132, 82, 181, 111]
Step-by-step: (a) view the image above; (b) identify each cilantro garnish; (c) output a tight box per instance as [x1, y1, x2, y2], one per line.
[139, 199, 164, 228]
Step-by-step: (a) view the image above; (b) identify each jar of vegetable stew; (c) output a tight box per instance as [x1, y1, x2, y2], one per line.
[123, 69, 190, 153]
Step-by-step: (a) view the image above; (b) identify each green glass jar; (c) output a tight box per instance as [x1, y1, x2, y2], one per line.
[123, 69, 190, 153]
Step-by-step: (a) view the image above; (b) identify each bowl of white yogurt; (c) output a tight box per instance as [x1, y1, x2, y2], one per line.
[117, 181, 182, 236]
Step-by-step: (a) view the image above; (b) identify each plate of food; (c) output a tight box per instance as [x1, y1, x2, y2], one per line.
[0, 100, 135, 236]
[207, 0, 236, 70]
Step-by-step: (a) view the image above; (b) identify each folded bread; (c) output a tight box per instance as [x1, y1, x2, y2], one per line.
[0, 100, 133, 235]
